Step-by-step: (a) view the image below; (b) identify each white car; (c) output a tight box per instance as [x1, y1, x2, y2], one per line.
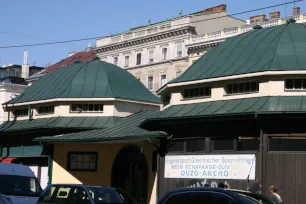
[0, 163, 42, 204]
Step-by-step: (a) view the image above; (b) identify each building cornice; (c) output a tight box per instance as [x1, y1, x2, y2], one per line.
[95, 26, 195, 53]
[125, 56, 189, 70]
[4, 98, 160, 108]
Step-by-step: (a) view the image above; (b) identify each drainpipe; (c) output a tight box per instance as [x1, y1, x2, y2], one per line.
[255, 112, 264, 194]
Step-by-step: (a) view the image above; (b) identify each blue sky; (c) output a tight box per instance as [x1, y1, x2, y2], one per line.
[0, 0, 304, 67]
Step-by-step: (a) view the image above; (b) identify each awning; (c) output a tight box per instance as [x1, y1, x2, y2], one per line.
[35, 111, 167, 143]
[0, 157, 16, 163]
[141, 96, 306, 130]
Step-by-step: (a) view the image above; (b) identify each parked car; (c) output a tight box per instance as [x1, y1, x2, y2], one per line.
[158, 187, 270, 204]
[227, 189, 276, 204]
[37, 184, 136, 204]
[0, 163, 42, 204]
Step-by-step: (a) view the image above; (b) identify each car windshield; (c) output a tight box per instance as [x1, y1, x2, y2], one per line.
[88, 187, 122, 204]
[0, 175, 41, 197]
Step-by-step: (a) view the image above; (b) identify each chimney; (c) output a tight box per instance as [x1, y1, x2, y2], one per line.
[85, 43, 93, 52]
[21, 50, 29, 78]
[270, 11, 280, 19]
[293, 7, 300, 16]
[249, 14, 266, 23]
[68, 51, 76, 57]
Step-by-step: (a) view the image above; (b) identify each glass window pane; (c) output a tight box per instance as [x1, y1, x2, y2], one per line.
[94, 104, 99, 111]
[189, 89, 194, 98]
[72, 104, 77, 111]
[286, 79, 294, 89]
[184, 90, 189, 98]
[213, 139, 235, 151]
[233, 84, 239, 93]
[245, 82, 251, 92]
[250, 82, 257, 92]
[83, 162, 90, 169]
[77, 154, 83, 161]
[89, 104, 94, 111]
[295, 79, 302, 89]
[227, 84, 233, 94]
[168, 141, 185, 152]
[239, 83, 245, 93]
[99, 104, 104, 112]
[83, 154, 90, 161]
[269, 138, 306, 151]
[194, 88, 199, 97]
[186, 139, 205, 152]
[206, 87, 211, 96]
[83, 104, 88, 112]
[199, 88, 205, 96]
[90, 163, 96, 170]
[77, 162, 83, 169]
[303, 79, 306, 89]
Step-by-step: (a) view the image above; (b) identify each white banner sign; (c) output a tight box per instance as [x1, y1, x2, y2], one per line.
[165, 154, 256, 180]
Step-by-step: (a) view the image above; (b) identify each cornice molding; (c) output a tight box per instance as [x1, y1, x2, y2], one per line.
[95, 26, 195, 53]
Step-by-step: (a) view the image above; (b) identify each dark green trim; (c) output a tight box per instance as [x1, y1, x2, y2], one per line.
[36, 134, 165, 143]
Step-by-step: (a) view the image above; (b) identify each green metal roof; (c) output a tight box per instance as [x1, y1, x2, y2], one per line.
[35, 111, 167, 142]
[141, 96, 306, 129]
[171, 22, 306, 84]
[7, 60, 160, 104]
[0, 117, 121, 133]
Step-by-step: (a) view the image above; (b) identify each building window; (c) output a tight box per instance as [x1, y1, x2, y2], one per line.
[238, 137, 259, 151]
[38, 105, 55, 115]
[227, 81, 259, 95]
[269, 137, 306, 151]
[183, 87, 211, 99]
[162, 48, 167, 60]
[14, 108, 28, 117]
[124, 56, 129, 67]
[136, 53, 142, 65]
[177, 42, 182, 58]
[186, 139, 205, 152]
[285, 79, 306, 90]
[71, 104, 104, 113]
[168, 140, 185, 152]
[212, 139, 235, 151]
[149, 50, 154, 63]
[113, 56, 118, 66]
[68, 152, 98, 171]
[161, 74, 167, 87]
[148, 76, 153, 91]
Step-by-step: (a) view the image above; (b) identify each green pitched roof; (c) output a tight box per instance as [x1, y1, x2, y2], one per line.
[171, 22, 306, 84]
[35, 111, 166, 142]
[141, 96, 306, 130]
[0, 117, 121, 133]
[7, 60, 160, 104]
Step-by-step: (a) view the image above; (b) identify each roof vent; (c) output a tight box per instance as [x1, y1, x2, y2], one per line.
[253, 25, 262, 30]
[286, 18, 296, 24]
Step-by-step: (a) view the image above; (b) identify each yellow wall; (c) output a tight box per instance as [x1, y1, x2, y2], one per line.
[52, 142, 157, 204]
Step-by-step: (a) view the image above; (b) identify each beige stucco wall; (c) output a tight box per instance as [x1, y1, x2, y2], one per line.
[52, 142, 157, 204]
[127, 59, 189, 93]
[165, 75, 306, 108]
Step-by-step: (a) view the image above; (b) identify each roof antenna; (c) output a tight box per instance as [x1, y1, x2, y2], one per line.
[179, 10, 183, 16]
[148, 18, 151, 25]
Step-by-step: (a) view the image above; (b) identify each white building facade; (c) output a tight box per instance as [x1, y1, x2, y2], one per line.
[95, 4, 246, 93]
